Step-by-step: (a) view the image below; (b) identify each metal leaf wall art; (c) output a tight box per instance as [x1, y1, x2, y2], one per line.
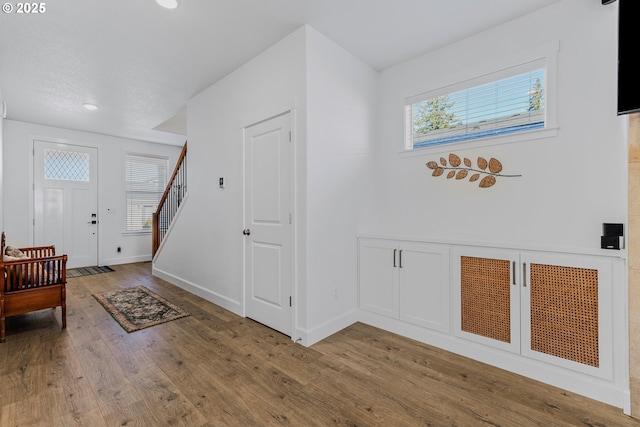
[426, 154, 521, 188]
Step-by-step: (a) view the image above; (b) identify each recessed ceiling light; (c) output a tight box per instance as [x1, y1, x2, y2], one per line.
[83, 103, 98, 111]
[156, 0, 179, 9]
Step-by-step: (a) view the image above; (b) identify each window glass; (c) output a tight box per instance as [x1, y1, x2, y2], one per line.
[406, 66, 546, 150]
[125, 154, 168, 232]
[44, 149, 90, 181]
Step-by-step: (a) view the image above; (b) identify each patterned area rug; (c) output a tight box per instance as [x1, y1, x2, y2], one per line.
[67, 265, 115, 278]
[93, 285, 190, 332]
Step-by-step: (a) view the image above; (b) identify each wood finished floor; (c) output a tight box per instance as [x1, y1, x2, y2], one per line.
[1, 261, 639, 427]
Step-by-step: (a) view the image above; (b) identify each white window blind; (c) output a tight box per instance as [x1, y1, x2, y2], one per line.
[125, 154, 168, 232]
[407, 66, 545, 149]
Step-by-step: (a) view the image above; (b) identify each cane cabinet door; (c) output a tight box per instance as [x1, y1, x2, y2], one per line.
[452, 247, 521, 354]
[520, 252, 613, 379]
[453, 246, 613, 379]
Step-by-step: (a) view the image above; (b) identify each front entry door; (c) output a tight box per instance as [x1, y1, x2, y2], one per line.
[34, 141, 98, 268]
[243, 112, 293, 336]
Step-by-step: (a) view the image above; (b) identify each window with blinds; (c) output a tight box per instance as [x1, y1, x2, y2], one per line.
[406, 62, 546, 150]
[125, 154, 168, 232]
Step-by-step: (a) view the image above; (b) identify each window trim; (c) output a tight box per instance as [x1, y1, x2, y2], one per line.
[400, 41, 559, 157]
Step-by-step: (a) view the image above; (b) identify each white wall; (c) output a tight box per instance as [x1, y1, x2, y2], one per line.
[153, 25, 378, 346]
[370, 0, 627, 251]
[2, 119, 182, 264]
[359, 0, 630, 408]
[155, 0, 627, 349]
[153, 26, 307, 315]
[303, 28, 377, 342]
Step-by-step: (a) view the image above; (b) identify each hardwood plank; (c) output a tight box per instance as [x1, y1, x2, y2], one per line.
[2, 261, 639, 427]
[74, 339, 143, 415]
[42, 337, 104, 422]
[321, 323, 624, 426]
[56, 407, 108, 427]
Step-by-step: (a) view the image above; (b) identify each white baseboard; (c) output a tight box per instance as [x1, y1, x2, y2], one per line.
[295, 309, 358, 347]
[152, 265, 242, 316]
[101, 254, 151, 266]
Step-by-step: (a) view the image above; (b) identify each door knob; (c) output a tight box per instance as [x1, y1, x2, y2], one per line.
[243, 229, 251, 236]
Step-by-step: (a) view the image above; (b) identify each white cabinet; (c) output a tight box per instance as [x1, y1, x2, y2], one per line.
[357, 235, 625, 406]
[358, 239, 397, 318]
[358, 238, 450, 333]
[451, 246, 613, 379]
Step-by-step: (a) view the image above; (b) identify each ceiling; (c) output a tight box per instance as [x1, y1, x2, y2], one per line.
[0, 0, 564, 146]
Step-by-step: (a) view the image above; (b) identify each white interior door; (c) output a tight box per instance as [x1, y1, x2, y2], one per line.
[34, 141, 98, 268]
[243, 112, 293, 336]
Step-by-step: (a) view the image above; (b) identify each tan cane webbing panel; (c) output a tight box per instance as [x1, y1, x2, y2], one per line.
[529, 264, 599, 367]
[461, 256, 511, 343]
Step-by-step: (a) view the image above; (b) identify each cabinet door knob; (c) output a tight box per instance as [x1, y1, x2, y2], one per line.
[243, 229, 251, 236]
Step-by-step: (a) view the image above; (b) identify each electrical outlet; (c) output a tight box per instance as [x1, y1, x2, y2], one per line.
[117, 246, 121, 253]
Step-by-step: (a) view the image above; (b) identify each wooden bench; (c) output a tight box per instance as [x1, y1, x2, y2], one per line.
[0, 232, 67, 343]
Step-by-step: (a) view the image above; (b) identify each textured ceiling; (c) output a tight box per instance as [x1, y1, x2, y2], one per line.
[0, 0, 564, 145]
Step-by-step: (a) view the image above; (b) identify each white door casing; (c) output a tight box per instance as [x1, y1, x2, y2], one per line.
[34, 141, 98, 268]
[243, 112, 293, 336]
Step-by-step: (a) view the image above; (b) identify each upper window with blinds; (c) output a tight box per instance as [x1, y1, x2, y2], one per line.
[125, 153, 168, 232]
[405, 57, 551, 151]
